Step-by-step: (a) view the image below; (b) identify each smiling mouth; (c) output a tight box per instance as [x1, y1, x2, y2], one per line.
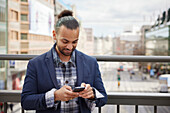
[64, 49, 71, 52]
[64, 49, 72, 53]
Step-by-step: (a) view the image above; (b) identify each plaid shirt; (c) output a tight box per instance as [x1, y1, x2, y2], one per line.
[46, 48, 79, 113]
[45, 46, 96, 113]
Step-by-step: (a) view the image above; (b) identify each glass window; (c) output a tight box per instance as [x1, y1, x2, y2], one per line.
[146, 27, 169, 39]
[21, 33, 28, 40]
[21, 0, 28, 2]
[21, 14, 28, 21]
[21, 52, 28, 54]
[11, 31, 18, 40]
[0, 31, 5, 46]
[0, 7, 6, 22]
[0, 61, 5, 68]
[145, 26, 170, 56]
[10, 10, 18, 21]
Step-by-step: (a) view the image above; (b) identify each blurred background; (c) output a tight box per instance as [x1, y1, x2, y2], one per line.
[0, 0, 170, 113]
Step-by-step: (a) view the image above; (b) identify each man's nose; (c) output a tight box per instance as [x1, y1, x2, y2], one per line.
[66, 44, 73, 50]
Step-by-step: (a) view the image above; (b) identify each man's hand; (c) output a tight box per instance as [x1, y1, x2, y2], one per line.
[54, 85, 79, 101]
[79, 83, 95, 99]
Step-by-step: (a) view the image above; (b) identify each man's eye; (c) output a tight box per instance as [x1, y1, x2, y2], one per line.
[63, 41, 68, 44]
[73, 41, 77, 44]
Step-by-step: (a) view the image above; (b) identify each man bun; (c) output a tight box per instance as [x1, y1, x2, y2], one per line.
[58, 10, 73, 19]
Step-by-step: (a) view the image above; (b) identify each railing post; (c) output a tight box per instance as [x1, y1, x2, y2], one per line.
[4, 102, 7, 113]
[22, 108, 25, 113]
[117, 105, 120, 113]
[98, 107, 101, 113]
[154, 106, 157, 113]
[135, 105, 138, 113]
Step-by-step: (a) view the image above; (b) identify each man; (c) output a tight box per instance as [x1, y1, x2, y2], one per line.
[21, 10, 107, 113]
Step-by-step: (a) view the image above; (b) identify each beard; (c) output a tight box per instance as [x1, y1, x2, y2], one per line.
[57, 45, 75, 56]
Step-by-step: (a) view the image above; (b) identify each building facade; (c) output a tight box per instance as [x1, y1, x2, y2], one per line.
[83, 28, 94, 55]
[140, 25, 151, 55]
[145, 25, 170, 56]
[0, 0, 7, 89]
[145, 7, 170, 56]
[94, 36, 113, 55]
[113, 26, 142, 55]
[6, 0, 54, 90]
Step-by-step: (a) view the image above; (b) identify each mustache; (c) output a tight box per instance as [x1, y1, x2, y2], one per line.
[64, 48, 71, 51]
[63, 48, 75, 51]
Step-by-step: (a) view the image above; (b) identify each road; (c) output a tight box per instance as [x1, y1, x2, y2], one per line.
[103, 69, 160, 93]
[92, 67, 170, 113]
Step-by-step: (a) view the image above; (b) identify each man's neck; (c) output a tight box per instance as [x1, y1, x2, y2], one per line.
[58, 53, 71, 62]
[55, 46, 71, 62]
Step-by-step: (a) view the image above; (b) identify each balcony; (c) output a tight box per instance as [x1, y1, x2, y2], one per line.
[0, 54, 170, 113]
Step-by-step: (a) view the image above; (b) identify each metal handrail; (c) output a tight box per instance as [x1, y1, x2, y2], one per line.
[1, 54, 170, 62]
[107, 92, 170, 106]
[1, 54, 170, 113]
[1, 90, 170, 106]
[0, 90, 170, 113]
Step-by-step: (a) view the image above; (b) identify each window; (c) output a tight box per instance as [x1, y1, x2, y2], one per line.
[21, 14, 28, 21]
[21, 0, 28, 2]
[21, 52, 28, 54]
[11, 31, 18, 40]
[21, 33, 28, 40]
[0, 61, 5, 68]
[0, 7, 6, 22]
[0, 31, 5, 46]
[10, 10, 18, 21]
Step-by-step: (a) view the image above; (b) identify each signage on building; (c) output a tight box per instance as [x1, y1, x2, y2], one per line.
[29, 0, 54, 37]
[9, 60, 15, 68]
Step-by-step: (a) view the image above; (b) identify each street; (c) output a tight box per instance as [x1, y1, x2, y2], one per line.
[92, 65, 170, 113]
[103, 69, 160, 93]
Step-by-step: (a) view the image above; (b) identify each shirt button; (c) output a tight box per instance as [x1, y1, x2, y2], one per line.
[65, 80, 69, 84]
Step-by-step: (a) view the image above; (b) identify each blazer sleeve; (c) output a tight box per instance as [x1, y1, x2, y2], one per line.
[93, 60, 108, 107]
[21, 60, 47, 110]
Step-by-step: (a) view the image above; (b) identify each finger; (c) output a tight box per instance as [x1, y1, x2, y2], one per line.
[80, 91, 93, 99]
[79, 88, 93, 97]
[66, 94, 79, 98]
[64, 97, 71, 101]
[65, 90, 79, 97]
[85, 84, 91, 91]
[79, 84, 92, 94]
[81, 83, 86, 87]
[65, 85, 72, 91]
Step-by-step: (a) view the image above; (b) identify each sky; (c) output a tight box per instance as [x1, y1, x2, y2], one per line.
[62, 0, 170, 37]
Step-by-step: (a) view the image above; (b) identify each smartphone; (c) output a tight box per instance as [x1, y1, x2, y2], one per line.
[73, 86, 85, 92]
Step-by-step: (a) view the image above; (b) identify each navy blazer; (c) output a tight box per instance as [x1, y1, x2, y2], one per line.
[21, 48, 107, 113]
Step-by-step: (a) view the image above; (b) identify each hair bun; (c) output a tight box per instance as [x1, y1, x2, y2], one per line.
[58, 10, 73, 19]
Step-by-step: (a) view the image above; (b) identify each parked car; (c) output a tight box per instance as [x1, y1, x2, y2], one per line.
[159, 74, 170, 93]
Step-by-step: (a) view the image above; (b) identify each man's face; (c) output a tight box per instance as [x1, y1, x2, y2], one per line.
[55, 25, 79, 56]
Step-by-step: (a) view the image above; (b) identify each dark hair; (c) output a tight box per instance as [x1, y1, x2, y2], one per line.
[55, 10, 79, 33]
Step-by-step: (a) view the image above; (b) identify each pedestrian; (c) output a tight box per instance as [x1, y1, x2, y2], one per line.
[150, 68, 154, 78]
[117, 71, 121, 87]
[9, 102, 13, 112]
[147, 64, 151, 74]
[0, 102, 3, 112]
[21, 10, 107, 113]
[129, 69, 135, 79]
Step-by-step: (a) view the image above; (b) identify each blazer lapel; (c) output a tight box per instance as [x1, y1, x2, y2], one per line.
[75, 50, 84, 86]
[45, 50, 59, 89]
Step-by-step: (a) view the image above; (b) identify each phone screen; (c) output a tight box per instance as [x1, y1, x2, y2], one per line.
[73, 86, 85, 92]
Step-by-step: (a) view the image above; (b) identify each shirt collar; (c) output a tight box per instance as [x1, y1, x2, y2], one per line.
[52, 43, 76, 67]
